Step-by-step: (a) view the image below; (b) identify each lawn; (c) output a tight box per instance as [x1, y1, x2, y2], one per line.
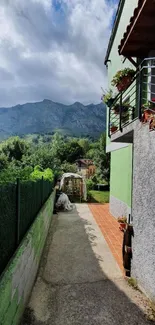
[88, 190, 109, 204]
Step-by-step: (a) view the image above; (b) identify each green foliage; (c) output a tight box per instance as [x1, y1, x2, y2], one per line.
[93, 133, 110, 185]
[78, 138, 90, 155]
[86, 179, 95, 191]
[0, 163, 33, 183]
[30, 166, 54, 182]
[1, 136, 29, 162]
[61, 161, 77, 174]
[23, 146, 61, 171]
[111, 68, 135, 87]
[0, 153, 8, 171]
[0, 131, 110, 185]
[101, 89, 116, 107]
[64, 141, 84, 163]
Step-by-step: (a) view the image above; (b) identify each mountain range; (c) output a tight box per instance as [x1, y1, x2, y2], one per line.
[0, 99, 106, 139]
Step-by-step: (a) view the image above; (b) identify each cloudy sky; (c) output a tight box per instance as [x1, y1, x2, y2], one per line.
[0, 0, 118, 107]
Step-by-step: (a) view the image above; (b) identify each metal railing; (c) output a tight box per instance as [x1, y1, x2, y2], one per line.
[108, 58, 155, 137]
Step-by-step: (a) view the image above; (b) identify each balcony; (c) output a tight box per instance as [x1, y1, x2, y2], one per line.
[108, 58, 155, 143]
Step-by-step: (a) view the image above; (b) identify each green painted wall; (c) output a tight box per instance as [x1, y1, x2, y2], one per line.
[105, 0, 138, 209]
[110, 146, 132, 207]
[0, 190, 55, 325]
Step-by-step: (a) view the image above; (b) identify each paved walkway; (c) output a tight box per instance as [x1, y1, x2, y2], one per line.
[89, 203, 124, 272]
[22, 204, 151, 325]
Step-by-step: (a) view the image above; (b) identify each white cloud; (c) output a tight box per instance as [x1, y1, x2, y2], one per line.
[0, 0, 117, 106]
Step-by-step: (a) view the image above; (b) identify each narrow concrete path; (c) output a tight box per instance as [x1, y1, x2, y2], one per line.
[22, 204, 151, 325]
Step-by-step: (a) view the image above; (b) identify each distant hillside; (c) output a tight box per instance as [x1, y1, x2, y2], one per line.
[0, 99, 106, 139]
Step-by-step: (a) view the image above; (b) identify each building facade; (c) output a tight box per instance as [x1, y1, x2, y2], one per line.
[105, 0, 155, 300]
[76, 159, 96, 178]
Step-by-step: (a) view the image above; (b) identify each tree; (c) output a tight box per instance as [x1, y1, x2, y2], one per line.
[78, 138, 90, 156]
[1, 137, 29, 162]
[0, 162, 33, 183]
[0, 153, 8, 171]
[22, 146, 61, 171]
[93, 133, 110, 185]
[30, 166, 54, 182]
[61, 161, 77, 174]
[64, 140, 84, 163]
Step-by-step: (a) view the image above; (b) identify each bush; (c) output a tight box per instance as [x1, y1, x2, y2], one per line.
[30, 166, 54, 182]
[61, 161, 77, 174]
[86, 179, 94, 191]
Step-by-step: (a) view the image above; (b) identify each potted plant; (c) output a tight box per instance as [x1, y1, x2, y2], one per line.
[117, 216, 127, 231]
[113, 102, 129, 115]
[101, 89, 115, 107]
[141, 99, 155, 123]
[111, 68, 135, 92]
[110, 123, 118, 133]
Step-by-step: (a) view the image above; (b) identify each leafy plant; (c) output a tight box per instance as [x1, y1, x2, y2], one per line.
[86, 178, 95, 191]
[143, 100, 155, 110]
[117, 216, 127, 223]
[61, 161, 77, 174]
[101, 89, 115, 106]
[111, 68, 135, 87]
[30, 166, 54, 182]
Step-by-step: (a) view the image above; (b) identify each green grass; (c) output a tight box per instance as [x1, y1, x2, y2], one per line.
[88, 191, 109, 204]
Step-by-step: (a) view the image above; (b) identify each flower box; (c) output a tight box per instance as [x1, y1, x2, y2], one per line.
[111, 68, 135, 93]
[117, 75, 133, 92]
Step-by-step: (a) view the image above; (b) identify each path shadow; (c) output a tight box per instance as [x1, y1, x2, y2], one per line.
[21, 204, 154, 325]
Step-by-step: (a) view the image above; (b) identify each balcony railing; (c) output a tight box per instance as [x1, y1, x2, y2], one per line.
[108, 58, 155, 137]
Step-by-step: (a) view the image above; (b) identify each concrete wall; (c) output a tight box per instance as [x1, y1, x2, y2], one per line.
[106, 0, 138, 217]
[0, 190, 55, 325]
[131, 122, 155, 300]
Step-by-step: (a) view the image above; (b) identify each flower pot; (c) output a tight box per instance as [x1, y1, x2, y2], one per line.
[110, 126, 118, 133]
[106, 98, 115, 107]
[141, 108, 155, 123]
[117, 76, 133, 92]
[113, 105, 120, 114]
[113, 104, 129, 115]
[119, 223, 126, 231]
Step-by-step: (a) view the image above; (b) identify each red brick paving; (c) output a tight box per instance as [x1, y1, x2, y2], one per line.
[88, 203, 124, 273]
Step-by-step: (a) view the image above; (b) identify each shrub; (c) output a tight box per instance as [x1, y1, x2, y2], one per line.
[86, 179, 94, 191]
[30, 166, 54, 182]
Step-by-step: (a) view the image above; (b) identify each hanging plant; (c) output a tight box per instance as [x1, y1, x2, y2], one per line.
[101, 89, 116, 107]
[113, 103, 130, 115]
[111, 68, 135, 92]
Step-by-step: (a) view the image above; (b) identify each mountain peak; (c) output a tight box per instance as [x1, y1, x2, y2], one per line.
[0, 100, 106, 140]
[43, 99, 52, 103]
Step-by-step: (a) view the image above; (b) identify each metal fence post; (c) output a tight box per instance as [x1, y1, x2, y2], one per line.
[108, 107, 111, 138]
[138, 68, 142, 120]
[16, 178, 20, 245]
[119, 93, 122, 132]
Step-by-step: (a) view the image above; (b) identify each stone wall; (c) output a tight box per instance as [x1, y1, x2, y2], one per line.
[0, 190, 55, 325]
[131, 122, 155, 300]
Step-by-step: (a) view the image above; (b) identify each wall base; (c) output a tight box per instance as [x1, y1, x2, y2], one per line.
[110, 195, 131, 219]
[0, 190, 55, 325]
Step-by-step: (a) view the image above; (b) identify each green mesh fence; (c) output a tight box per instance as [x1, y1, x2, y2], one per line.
[0, 183, 17, 275]
[0, 178, 53, 275]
